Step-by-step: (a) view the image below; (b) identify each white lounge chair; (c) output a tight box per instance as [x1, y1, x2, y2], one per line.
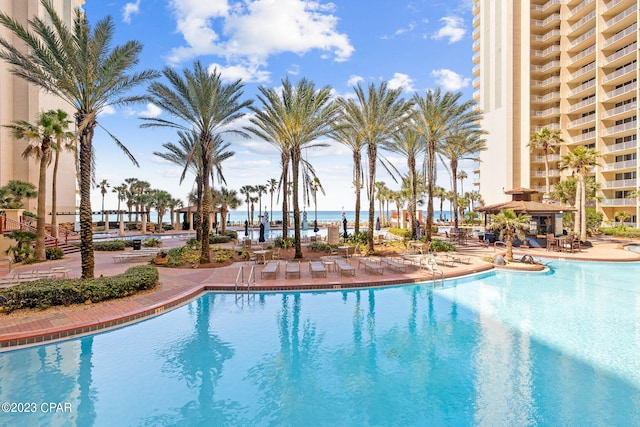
[358, 258, 384, 275]
[309, 261, 327, 278]
[336, 259, 355, 276]
[261, 261, 280, 279]
[381, 258, 409, 272]
[285, 261, 301, 279]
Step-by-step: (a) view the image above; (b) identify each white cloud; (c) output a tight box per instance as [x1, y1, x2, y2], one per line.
[288, 64, 300, 76]
[347, 75, 363, 87]
[98, 105, 116, 116]
[395, 21, 416, 36]
[167, 0, 354, 77]
[432, 16, 466, 44]
[388, 72, 416, 93]
[123, 0, 141, 24]
[432, 69, 471, 91]
[139, 103, 162, 118]
[207, 62, 271, 83]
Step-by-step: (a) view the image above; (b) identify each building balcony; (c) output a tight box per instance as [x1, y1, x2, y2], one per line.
[602, 178, 637, 189]
[604, 3, 637, 31]
[531, 60, 561, 74]
[531, 154, 561, 163]
[568, 10, 596, 35]
[569, 0, 594, 17]
[531, 91, 561, 103]
[531, 0, 561, 14]
[532, 13, 561, 29]
[532, 75, 561, 89]
[602, 61, 637, 85]
[532, 44, 561, 59]
[602, 22, 636, 50]
[604, 0, 631, 14]
[604, 42, 637, 67]
[568, 27, 595, 51]
[569, 44, 596, 67]
[603, 81, 637, 101]
[570, 130, 596, 144]
[568, 114, 596, 129]
[532, 107, 561, 118]
[601, 158, 638, 172]
[473, 78, 480, 89]
[568, 97, 596, 113]
[603, 101, 637, 120]
[532, 29, 561, 44]
[568, 62, 596, 83]
[600, 197, 637, 206]
[603, 119, 637, 136]
[472, 64, 480, 76]
[473, 14, 480, 27]
[532, 123, 560, 132]
[601, 139, 638, 155]
[531, 169, 561, 178]
[568, 80, 596, 98]
[472, 52, 480, 63]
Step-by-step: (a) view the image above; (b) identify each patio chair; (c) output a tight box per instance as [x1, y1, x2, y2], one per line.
[260, 261, 280, 279]
[285, 261, 301, 279]
[336, 259, 355, 276]
[309, 261, 327, 278]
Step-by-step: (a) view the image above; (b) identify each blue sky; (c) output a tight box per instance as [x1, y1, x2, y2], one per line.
[87, 0, 476, 212]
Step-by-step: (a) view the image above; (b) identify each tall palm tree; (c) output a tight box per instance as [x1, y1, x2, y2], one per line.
[487, 209, 530, 262]
[310, 177, 324, 231]
[0, 0, 159, 277]
[330, 123, 366, 234]
[529, 127, 563, 200]
[255, 184, 267, 221]
[214, 188, 241, 234]
[239, 185, 254, 224]
[384, 127, 425, 238]
[141, 60, 250, 264]
[457, 170, 468, 196]
[560, 146, 600, 241]
[335, 82, 413, 253]
[440, 128, 486, 230]
[374, 181, 388, 227]
[49, 109, 75, 239]
[5, 110, 65, 260]
[96, 179, 110, 227]
[246, 77, 338, 258]
[112, 183, 128, 229]
[167, 197, 183, 230]
[433, 186, 447, 221]
[414, 88, 482, 241]
[150, 190, 172, 228]
[266, 178, 278, 223]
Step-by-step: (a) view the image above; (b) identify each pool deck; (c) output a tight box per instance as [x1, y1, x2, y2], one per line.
[1, 234, 639, 350]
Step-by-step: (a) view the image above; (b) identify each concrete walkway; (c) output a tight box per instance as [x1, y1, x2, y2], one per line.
[1, 234, 638, 349]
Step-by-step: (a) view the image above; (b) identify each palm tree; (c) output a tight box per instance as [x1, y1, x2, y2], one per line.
[167, 197, 183, 230]
[487, 209, 530, 262]
[112, 183, 128, 230]
[255, 184, 267, 221]
[150, 190, 172, 228]
[384, 127, 425, 237]
[124, 178, 139, 223]
[239, 185, 254, 224]
[141, 60, 250, 264]
[330, 123, 366, 234]
[374, 182, 388, 227]
[560, 146, 600, 242]
[250, 196, 258, 225]
[246, 77, 338, 258]
[5, 110, 65, 260]
[335, 82, 413, 253]
[96, 179, 110, 227]
[0, 0, 159, 278]
[49, 109, 75, 239]
[433, 186, 447, 221]
[414, 88, 482, 241]
[529, 127, 563, 200]
[440, 128, 486, 230]
[310, 177, 324, 231]
[266, 178, 278, 223]
[457, 170, 468, 196]
[0, 180, 37, 209]
[214, 188, 241, 234]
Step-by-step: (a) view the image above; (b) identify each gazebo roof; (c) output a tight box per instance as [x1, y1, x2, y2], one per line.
[475, 200, 576, 215]
[503, 187, 539, 195]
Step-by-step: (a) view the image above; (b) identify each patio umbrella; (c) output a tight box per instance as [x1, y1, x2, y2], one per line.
[416, 221, 421, 239]
[343, 217, 348, 238]
[259, 222, 265, 242]
[375, 217, 380, 231]
[313, 220, 319, 233]
[244, 220, 248, 236]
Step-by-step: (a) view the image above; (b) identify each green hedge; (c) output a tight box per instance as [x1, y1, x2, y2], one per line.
[0, 266, 159, 313]
[209, 234, 231, 244]
[94, 240, 127, 251]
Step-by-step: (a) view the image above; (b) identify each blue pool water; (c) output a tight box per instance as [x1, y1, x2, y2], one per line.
[1, 260, 639, 426]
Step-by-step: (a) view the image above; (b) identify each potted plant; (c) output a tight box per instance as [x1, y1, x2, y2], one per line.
[155, 250, 168, 265]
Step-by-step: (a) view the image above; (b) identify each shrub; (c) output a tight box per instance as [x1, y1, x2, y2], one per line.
[0, 266, 159, 312]
[213, 248, 235, 262]
[4, 230, 35, 262]
[209, 234, 231, 244]
[143, 238, 162, 247]
[308, 242, 332, 252]
[45, 247, 64, 260]
[225, 230, 238, 240]
[388, 228, 411, 239]
[430, 238, 455, 252]
[274, 236, 294, 249]
[185, 237, 200, 250]
[166, 245, 200, 266]
[347, 230, 369, 245]
[93, 240, 126, 251]
[600, 227, 640, 238]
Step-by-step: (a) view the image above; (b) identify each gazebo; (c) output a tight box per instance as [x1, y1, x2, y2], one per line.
[475, 188, 576, 238]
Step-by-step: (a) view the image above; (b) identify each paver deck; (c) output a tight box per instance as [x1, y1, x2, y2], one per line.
[1, 234, 638, 350]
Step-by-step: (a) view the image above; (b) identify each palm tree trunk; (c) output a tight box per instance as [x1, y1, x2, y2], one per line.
[543, 150, 551, 198]
[426, 139, 436, 241]
[367, 144, 377, 253]
[292, 148, 303, 258]
[79, 122, 95, 279]
[451, 159, 459, 230]
[281, 156, 289, 239]
[35, 146, 48, 261]
[574, 175, 582, 237]
[200, 153, 211, 264]
[580, 174, 587, 241]
[221, 205, 227, 234]
[409, 155, 417, 238]
[354, 152, 361, 235]
[51, 148, 60, 239]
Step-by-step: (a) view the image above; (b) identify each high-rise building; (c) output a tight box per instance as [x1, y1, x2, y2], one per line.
[0, 0, 84, 225]
[473, 0, 638, 227]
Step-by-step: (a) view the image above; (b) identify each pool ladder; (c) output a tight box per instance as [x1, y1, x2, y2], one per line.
[234, 264, 255, 299]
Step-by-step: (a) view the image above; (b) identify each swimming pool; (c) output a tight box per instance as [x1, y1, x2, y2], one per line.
[1, 260, 639, 426]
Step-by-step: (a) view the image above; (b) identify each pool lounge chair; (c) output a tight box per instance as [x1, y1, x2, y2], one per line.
[309, 261, 327, 278]
[285, 261, 301, 279]
[336, 259, 355, 276]
[358, 258, 384, 275]
[381, 257, 409, 273]
[261, 261, 280, 279]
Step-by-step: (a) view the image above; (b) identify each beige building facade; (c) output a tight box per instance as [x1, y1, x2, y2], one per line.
[473, 0, 639, 227]
[0, 0, 84, 225]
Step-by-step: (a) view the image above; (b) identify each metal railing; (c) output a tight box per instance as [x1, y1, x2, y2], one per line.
[234, 264, 256, 296]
